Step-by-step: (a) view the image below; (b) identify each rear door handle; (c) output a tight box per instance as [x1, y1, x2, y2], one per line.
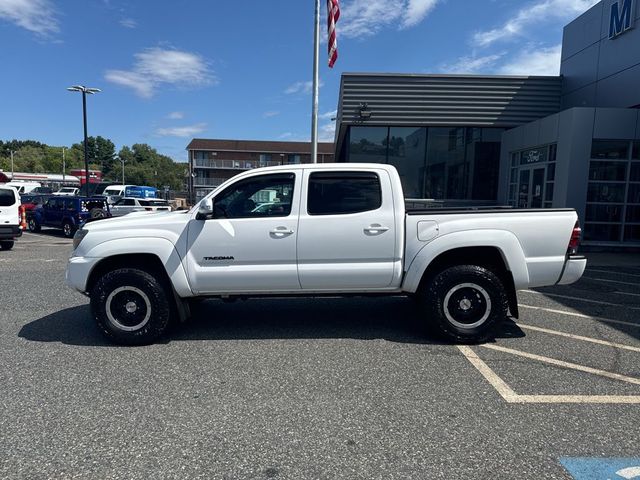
[270, 227, 294, 236]
[364, 224, 390, 235]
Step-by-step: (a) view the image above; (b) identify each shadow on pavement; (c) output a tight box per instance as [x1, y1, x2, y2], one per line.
[20, 297, 524, 347]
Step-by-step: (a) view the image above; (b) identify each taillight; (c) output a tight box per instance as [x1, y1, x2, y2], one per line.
[568, 221, 581, 255]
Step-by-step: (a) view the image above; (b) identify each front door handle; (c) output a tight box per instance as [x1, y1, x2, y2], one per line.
[270, 227, 294, 237]
[364, 224, 390, 235]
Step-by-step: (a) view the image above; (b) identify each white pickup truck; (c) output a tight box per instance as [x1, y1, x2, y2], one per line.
[65, 163, 586, 345]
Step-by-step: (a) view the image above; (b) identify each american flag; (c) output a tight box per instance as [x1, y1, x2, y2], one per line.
[327, 0, 340, 68]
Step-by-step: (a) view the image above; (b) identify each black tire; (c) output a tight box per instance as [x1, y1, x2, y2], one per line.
[90, 208, 105, 219]
[420, 265, 508, 344]
[90, 268, 172, 345]
[0, 240, 14, 251]
[62, 220, 76, 238]
[28, 217, 41, 233]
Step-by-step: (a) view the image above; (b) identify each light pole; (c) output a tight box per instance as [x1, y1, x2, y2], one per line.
[67, 85, 101, 196]
[118, 156, 126, 185]
[62, 147, 66, 183]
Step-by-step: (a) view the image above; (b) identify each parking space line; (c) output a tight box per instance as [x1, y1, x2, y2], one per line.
[518, 304, 640, 328]
[517, 323, 640, 353]
[456, 346, 518, 402]
[507, 395, 640, 404]
[458, 346, 640, 404]
[520, 290, 640, 309]
[588, 268, 640, 278]
[613, 291, 640, 298]
[583, 276, 640, 287]
[481, 344, 640, 386]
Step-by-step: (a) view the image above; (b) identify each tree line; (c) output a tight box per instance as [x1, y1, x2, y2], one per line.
[0, 138, 188, 191]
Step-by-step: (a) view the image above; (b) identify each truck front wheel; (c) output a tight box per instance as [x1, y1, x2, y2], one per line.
[0, 240, 14, 251]
[90, 268, 171, 345]
[421, 265, 508, 344]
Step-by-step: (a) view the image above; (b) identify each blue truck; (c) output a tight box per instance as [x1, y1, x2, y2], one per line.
[27, 196, 111, 237]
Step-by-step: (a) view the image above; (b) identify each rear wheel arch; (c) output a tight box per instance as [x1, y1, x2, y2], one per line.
[417, 246, 518, 319]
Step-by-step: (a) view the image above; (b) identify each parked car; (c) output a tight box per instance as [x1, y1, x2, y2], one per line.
[54, 187, 80, 196]
[0, 186, 23, 250]
[31, 186, 55, 194]
[28, 196, 110, 237]
[66, 163, 586, 345]
[19, 193, 51, 213]
[110, 198, 172, 217]
[3, 181, 41, 194]
[102, 185, 136, 204]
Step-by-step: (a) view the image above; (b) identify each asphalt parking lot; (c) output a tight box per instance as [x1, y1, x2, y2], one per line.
[1, 230, 639, 479]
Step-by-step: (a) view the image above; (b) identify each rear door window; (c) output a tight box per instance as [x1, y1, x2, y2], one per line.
[307, 172, 382, 215]
[0, 188, 17, 206]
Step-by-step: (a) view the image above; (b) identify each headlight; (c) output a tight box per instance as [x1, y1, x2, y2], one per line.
[73, 228, 88, 250]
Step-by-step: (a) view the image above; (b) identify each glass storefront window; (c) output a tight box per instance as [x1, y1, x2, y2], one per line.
[633, 141, 640, 160]
[626, 205, 640, 222]
[630, 163, 640, 182]
[348, 127, 388, 163]
[587, 183, 626, 203]
[588, 161, 628, 181]
[591, 140, 629, 159]
[584, 224, 621, 242]
[629, 184, 640, 204]
[547, 163, 556, 181]
[545, 183, 554, 202]
[549, 144, 557, 163]
[586, 204, 623, 222]
[624, 225, 640, 242]
[388, 127, 427, 198]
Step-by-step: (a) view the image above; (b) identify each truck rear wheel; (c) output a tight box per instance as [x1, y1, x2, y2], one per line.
[90, 268, 171, 345]
[421, 265, 508, 343]
[62, 220, 76, 238]
[28, 217, 41, 232]
[0, 240, 14, 251]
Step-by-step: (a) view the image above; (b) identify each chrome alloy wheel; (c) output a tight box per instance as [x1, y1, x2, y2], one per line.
[443, 282, 492, 329]
[105, 286, 152, 332]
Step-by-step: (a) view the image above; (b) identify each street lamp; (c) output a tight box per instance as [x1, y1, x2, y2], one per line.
[67, 85, 101, 196]
[117, 156, 126, 185]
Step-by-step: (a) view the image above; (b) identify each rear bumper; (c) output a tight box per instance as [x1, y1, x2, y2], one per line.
[557, 255, 587, 285]
[0, 225, 22, 240]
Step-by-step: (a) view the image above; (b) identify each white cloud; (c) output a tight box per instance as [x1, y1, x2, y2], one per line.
[155, 123, 207, 138]
[473, 0, 599, 47]
[278, 132, 293, 139]
[119, 17, 137, 28]
[319, 110, 337, 120]
[319, 121, 336, 142]
[0, 0, 59, 37]
[105, 47, 215, 98]
[440, 53, 506, 74]
[263, 110, 280, 118]
[166, 111, 184, 120]
[339, 0, 438, 38]
[284, 80, 324, 95]
[498, 44, 562, 75]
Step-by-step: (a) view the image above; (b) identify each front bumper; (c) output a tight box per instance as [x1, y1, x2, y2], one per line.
[65, 256, 100, 293]
[557, 255, 587, 285]
[0, 225, 22, 240]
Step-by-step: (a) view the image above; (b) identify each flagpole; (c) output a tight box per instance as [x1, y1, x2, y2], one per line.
[311, 0, 320, 164]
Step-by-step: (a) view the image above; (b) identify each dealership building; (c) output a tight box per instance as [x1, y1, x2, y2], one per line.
[334, 0, 640, 246]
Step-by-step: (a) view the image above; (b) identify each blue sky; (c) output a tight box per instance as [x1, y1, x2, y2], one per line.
[0, 0, 600, 162]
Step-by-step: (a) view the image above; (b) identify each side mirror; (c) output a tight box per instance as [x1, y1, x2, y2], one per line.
[196, 197, 214, 220]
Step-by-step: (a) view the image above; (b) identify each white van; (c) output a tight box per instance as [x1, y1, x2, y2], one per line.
[4, 182, 41, 195]
[102, 184, 136, 205]
[0, 186, 22, 250]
